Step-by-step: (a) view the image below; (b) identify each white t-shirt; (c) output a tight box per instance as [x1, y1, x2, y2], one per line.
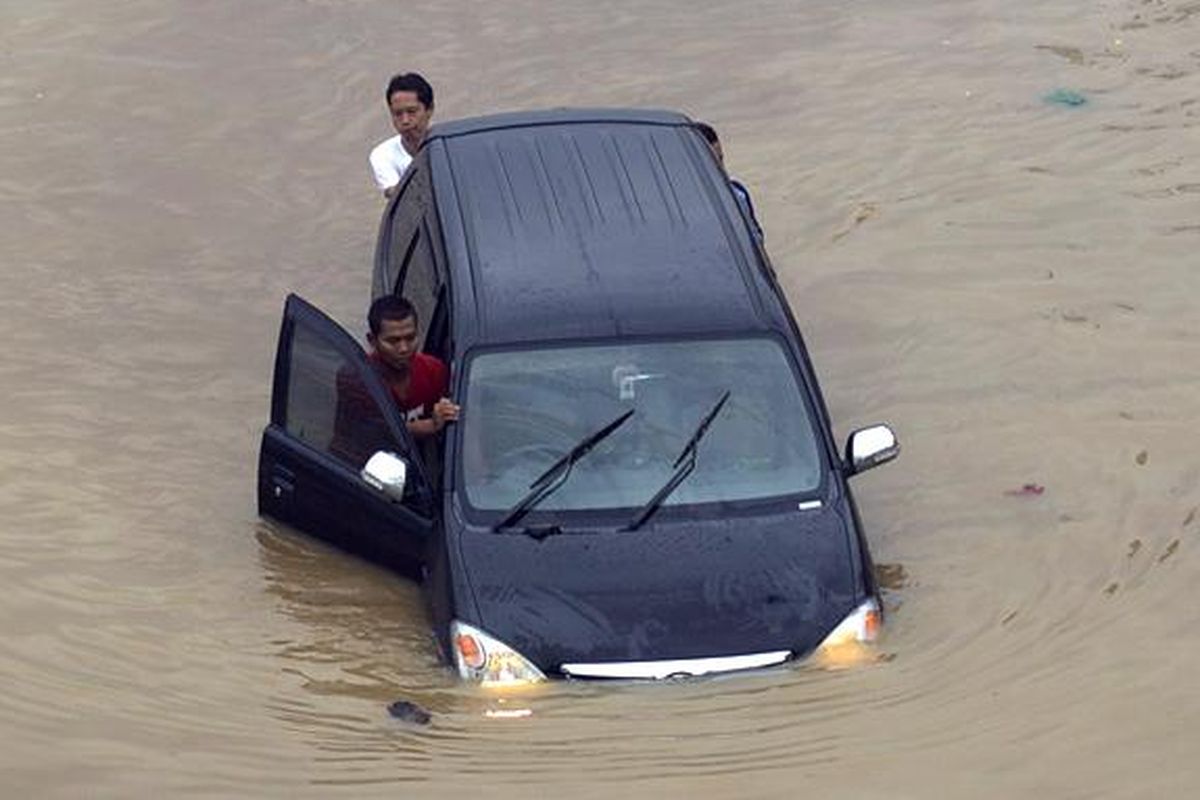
[369, 135, 413, 192]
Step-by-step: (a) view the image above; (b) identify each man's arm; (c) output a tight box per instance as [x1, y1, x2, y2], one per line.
[407, 397, 460, 439]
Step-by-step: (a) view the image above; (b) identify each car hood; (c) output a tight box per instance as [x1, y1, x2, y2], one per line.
[454, 504, 861, 674]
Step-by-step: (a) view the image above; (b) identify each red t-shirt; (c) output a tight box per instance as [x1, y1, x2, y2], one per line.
[368, 351, 449, 414]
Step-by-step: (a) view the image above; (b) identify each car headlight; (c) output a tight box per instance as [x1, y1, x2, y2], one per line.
[812, 599, 881, 667]
[451, 620, 546, 687]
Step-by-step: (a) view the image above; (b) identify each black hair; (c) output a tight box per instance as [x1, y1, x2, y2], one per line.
[385, 72, 434, 109]
[693, 121, 719, 146]
[368, 295, 418, 334]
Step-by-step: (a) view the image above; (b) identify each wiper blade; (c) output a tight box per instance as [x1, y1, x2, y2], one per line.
[493, 408, 635, 531]
[624, 391, 730, 531]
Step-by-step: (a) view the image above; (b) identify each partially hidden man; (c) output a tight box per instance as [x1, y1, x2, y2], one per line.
[332, 296, 459, 467]
[369, 72, 435, 198]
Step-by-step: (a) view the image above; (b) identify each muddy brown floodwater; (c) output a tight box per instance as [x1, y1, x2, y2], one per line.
[1, 0, 1197, 796]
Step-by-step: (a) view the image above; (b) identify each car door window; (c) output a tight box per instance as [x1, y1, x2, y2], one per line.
[395, 221, 440, 345]
[276, 295, 430, 506]
[376, 155, 432, 299]
[423, 284, 451, 363]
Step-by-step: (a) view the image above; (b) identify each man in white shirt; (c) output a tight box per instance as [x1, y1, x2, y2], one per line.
[369, 72, 435, 197]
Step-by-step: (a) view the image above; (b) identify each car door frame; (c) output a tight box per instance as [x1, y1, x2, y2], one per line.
[257, 293, 435, 573]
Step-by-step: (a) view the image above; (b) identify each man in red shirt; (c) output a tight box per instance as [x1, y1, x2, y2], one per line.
[366, 295, 459, 438]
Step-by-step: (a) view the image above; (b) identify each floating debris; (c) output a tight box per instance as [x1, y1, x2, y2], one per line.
[1004, 483, 1045, 497]
[831, 201, 879, 242]
[1044, 88, 1088, 107]
[875, 562, 908, 590]
[388, 700, 432, 725]
[1035, 44, 1086, 65]
[1158, 539, 1180, 564]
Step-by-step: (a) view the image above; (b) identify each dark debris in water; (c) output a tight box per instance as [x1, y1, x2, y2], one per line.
[1004, 483, 1045, 497]
[875, 562, 908, 590]
[388, 700, 432, 726]
[1035, 44, 1086, 65]
[1157, 539, 1180, 563]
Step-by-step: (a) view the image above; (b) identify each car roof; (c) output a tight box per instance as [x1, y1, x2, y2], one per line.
[425, 109, 771, 347]
[426, 107, 690, 140]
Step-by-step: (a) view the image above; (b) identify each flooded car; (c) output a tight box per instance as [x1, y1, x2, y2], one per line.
[258, 108, 898, 684]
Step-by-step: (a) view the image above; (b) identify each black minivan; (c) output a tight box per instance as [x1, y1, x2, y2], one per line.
[258, 109, 898, 684]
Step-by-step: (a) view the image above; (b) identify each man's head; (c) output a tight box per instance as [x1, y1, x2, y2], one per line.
[367, 295, 419, 372]
[385, 72, 434, 154]
[694, 121, 725, 166]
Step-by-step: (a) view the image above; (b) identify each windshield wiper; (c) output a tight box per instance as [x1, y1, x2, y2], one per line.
[624, 391, 730, 531]
[493, 409, 635, 531]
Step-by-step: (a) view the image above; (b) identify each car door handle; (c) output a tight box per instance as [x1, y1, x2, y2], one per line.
[270, 465, 296, 500]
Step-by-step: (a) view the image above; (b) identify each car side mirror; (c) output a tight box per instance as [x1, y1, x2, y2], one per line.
[361, 451, 408, 501]
[844, 425, 899, 476]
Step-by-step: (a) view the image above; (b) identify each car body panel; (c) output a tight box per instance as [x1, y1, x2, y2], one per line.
[453, 505, 860, 672]
[436, 121, 763, 343]
[409, 110, 772, 348]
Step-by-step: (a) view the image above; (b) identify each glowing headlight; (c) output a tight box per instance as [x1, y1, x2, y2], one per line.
[812, 599, 881, 667]
[451, 620, 546, 687]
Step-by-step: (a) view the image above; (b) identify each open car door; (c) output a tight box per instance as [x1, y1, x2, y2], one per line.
[257, 294, 434, 571]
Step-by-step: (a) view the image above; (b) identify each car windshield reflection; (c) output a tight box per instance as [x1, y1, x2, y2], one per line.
[461, 337, 823, 515]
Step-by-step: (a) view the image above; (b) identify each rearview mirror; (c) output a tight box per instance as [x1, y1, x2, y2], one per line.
[361, 451, 408, 501]
[844, 425, 899, 476]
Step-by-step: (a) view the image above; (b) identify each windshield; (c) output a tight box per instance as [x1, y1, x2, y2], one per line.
[460, 337, 824, 514]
